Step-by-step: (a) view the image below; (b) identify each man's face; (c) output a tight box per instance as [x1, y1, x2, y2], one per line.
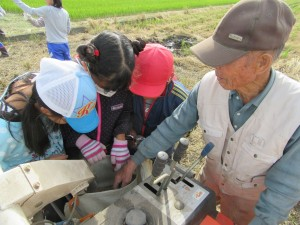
[214, 52, 258, 91]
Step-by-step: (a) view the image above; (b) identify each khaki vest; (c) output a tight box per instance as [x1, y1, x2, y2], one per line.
[197, 70, 300, 199]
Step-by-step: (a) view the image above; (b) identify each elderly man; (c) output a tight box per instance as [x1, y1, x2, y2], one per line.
[114, 0, 300, 224]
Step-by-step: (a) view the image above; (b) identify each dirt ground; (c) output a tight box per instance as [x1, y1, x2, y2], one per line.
[0, 6, 300, 224]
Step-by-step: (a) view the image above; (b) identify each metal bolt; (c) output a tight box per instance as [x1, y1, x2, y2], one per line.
[35, 201, 43, 208]
[24, 166, 31, 173]
[33, 182, 40, 190]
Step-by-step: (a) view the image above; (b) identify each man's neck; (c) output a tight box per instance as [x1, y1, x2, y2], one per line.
[236, 70, 271, 104]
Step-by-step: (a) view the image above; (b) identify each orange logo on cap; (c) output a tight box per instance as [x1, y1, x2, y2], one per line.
[77, 101, 96, 118]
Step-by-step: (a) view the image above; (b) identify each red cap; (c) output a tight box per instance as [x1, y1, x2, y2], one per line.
[130, 43, 174, 98]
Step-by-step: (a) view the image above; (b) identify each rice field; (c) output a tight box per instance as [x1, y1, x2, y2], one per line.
[2, 0, 238, 19]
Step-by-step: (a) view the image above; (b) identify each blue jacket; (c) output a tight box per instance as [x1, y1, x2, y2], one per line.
[132, 80, 189, 138]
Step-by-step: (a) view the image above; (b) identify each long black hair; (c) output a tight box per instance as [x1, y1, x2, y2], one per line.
[0, 73, 59, 156]
[76, 30, 146, 91]
[21, 83, 60, 156]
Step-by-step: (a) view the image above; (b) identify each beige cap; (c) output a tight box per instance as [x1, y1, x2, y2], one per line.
[191, 0, 296, 67]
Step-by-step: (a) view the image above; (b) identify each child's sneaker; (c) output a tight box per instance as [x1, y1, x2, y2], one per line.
[0, 46, 9, 57]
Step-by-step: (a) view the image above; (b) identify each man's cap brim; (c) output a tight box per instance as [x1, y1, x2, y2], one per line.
[190, 36, 248, 67]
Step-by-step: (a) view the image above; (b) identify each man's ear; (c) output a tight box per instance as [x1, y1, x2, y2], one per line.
[256, 52, 273, 74]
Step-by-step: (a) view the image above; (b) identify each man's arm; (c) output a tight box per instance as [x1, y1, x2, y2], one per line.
[114, 82, 201, 188]
[250, 126, 300, 224]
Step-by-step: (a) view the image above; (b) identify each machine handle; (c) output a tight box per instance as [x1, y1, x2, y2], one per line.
[178, 142, 214, 183]
[152, 151, 169, 178]
[200, 142, 214, 157]
[173, 138, 189, 162]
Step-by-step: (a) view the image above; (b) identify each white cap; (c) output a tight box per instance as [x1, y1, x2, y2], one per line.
[36, 58, 99, 133]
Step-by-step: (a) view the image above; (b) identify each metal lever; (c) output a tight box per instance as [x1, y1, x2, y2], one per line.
[162, 138, 190, 190]
[151, 151, 169, 184]
[178, 142, 214, 183]
[173, 138, 190, 163]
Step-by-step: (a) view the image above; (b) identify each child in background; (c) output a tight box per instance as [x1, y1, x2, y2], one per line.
[0, 58, 98, 171]
[0, 41, 9, 57]
[13, 0, 71, 60]
[129, 43, 189, 154]
[61, 30, 146, 171]
[0, 6, 9, 57]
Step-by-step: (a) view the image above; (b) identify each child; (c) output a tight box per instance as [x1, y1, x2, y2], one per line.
[129, 43, 189, 154]
[13, 0, 71, 60]
[0, 7, 9, 57]
[0, 41, 9, 57]
[0, 58, 98, 171]
[61, 30, 146, 171]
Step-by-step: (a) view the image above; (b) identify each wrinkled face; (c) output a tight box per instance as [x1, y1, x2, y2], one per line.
[214, 52, 258, 91]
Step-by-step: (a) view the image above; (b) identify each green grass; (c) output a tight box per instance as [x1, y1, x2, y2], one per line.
[2, 0, 238, 20]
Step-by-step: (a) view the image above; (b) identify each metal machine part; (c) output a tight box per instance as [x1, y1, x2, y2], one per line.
[162, 137, 190, 191]
[0, 140, 216, 225]
[0, 160, 94, 224]
[152, 151, 169, 178]
[178, 142, 214, 183]
[173, 138, 190, 163]
[83, 142, 217, 225]
[82, 164, 217, 225]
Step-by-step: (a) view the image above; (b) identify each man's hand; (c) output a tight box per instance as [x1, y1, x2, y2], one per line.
[113, 159, 137, 189]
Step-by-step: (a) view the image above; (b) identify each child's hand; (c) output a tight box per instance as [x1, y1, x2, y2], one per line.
[76, 134, 107, 164]
[47, 154, 68, 160]
[23, 13, 33, 21]
[111, 138, 130, 171]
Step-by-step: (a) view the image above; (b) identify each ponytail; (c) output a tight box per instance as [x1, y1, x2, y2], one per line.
[131, 38, 146, 56]
[76, 43, 98, 64]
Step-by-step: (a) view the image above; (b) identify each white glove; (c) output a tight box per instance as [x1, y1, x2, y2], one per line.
[23, 13, 33, 21]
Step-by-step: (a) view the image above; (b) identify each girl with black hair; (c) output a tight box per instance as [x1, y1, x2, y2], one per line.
[0, 58, 98, 171]
[0, 72, 65, 171]
[61, 30, 146, 171]
[13, 0, 71, 60]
